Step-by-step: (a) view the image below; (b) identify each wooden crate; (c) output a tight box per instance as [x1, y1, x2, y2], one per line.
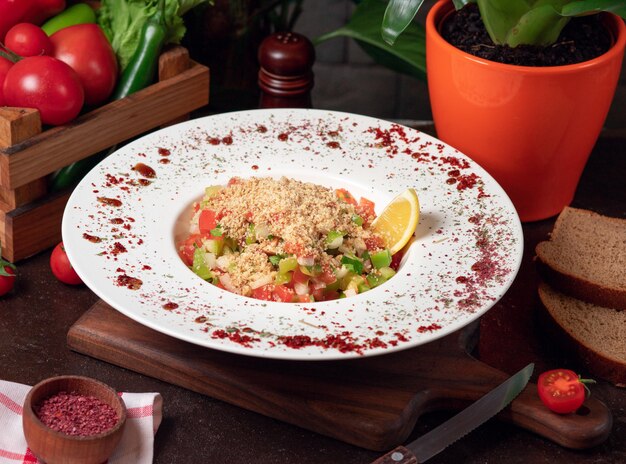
[0, 46, 210, 262]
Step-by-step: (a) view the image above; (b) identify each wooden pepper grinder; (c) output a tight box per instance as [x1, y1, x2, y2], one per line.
[258, 31, 315, 109]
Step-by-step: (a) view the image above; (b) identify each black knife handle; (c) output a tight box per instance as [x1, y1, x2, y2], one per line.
[370, 446, 419, 464]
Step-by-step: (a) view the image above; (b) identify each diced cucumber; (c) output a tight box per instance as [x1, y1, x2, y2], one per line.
[370, 249, 392, 269]
[279, 256, 298, 273]
[192, 248, 214, 280]
[357, 282, 371, 293]
[245, 224, 256, 245]
[204, 238, 224, 256]
[366, 273, 386, 288]
[379, 266, 396, 280]
[204, 185, 222, 198]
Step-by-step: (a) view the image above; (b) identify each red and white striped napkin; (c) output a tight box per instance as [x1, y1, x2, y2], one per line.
[0, 379, 163, 464]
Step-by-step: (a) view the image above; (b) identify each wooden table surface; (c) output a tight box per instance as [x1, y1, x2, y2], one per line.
[1, 126, 624, 464]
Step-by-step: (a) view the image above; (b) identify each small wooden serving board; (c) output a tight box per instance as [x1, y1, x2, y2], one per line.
[67, 300, 612, 452]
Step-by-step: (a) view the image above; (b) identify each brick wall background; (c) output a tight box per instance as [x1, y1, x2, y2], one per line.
[294, 0, 626, 130]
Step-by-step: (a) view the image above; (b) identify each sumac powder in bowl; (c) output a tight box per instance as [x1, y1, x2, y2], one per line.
[35, 391, 119, 436]
[22, 375, 127, 464]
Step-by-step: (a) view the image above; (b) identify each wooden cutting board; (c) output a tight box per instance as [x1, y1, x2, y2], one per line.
[67, 300, 612, 452]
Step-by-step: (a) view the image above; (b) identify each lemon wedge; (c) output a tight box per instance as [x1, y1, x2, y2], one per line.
[370, 188, 419, 255]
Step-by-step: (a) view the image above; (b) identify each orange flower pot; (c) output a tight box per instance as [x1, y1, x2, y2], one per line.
[426, 0, 626, 222]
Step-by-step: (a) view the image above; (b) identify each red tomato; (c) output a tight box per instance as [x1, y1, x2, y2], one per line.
[537, 369, 594, 414]
[50, 242, 83, 285]
[0, 263, 16, 296]
[336, 188, 357, 206]
[3, 55, 84, 125]
[199, 210, 218, 234]
[28, 0, 66, 25]
[251, 284, 274, 301]
[5, 23, 53, 57]
[357, 197, 376, 220]
[51, 24, 118, 106]
[0, 0, 29, 41]
[291, 267, 309, 286]
[273, 285, 295, 302]
[178, 234, 204, 266]
[0, 57, 12, 106]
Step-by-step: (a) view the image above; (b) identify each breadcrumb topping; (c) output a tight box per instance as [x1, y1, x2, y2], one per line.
[190, 177, 383, 295]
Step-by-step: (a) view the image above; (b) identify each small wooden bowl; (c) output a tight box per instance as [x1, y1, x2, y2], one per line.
[22, 375, 127, 464]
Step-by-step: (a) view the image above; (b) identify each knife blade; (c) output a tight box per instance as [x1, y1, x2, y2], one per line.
[371, 363, 534, 464]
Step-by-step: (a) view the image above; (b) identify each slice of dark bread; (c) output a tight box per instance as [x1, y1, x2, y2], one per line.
[538, 283, 626, 387]
[535, 207, 626, 311]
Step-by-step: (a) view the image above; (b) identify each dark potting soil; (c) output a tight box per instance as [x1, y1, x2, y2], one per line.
[441, 4, 613, 66]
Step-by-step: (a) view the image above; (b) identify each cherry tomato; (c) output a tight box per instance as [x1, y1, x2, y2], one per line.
[0, 57, 12, 106]
[5, 23, 53, 57]
[0, 261, 16, 296]
[50, 242, 83, 285]
[537, 369, 595, 414]
[51, 24, 118, 106]
[3, 55, 84, 126]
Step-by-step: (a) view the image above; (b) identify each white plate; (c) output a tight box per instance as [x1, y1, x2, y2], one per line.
[62, 109, 523, 360]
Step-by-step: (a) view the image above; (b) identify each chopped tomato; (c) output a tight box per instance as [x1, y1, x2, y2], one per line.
[179, 234, 204, 266]
[311, 287, 340, 301]
[199, 209, 218, 233]
[251, 284, 274, 301]
[273, 285, 295, 302]
[251, 284, 296, 302]
[357, 197, 376, 219]
[293, 294, 312, 303]
[537, 369, 595, 414]
[316, 269, 337, 285]
[365, 235, 385, 251]
[291, 266, 310, 285]
[336, 188, 357, 206]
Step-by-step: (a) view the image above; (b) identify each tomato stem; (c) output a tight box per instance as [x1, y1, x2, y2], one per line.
[0, 44, 22, 63]
[579, 376, 597, 397]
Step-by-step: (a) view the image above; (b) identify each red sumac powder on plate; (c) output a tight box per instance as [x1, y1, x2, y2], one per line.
[34, 391, 118, 436]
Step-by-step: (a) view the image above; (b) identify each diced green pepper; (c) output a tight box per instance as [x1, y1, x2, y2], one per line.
[351, 214, 363, 226]
[278, 256, 298, 273]
[325, 230, 344, 249]
[370, 249, 392, 269]
[275, 272, 292, 285]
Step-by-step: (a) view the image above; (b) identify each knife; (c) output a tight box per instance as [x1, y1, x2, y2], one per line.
[371, 363, 534, 463]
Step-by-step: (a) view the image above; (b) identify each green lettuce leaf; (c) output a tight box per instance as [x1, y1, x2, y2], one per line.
[98, 0, 209, 71]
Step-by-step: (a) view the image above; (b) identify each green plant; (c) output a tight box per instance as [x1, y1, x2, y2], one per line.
[316, 0, 426, 80]
[383, 0, 626, 47]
